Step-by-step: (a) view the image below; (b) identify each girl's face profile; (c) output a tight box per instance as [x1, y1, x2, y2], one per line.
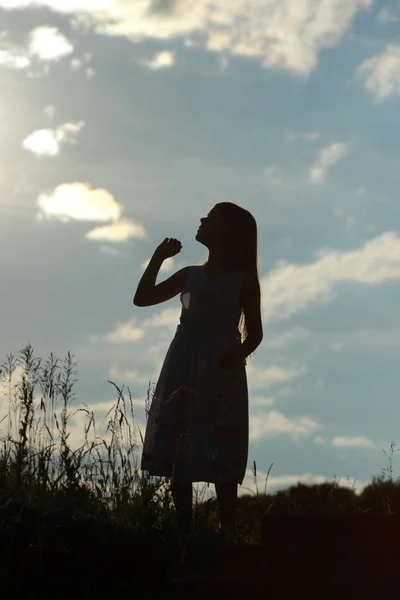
[199, 209, 228, 239]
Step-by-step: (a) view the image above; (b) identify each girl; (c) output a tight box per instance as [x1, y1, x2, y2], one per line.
[134, 202, 263, 542]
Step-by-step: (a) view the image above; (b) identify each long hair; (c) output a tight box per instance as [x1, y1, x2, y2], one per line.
[197, 202, 263, 362]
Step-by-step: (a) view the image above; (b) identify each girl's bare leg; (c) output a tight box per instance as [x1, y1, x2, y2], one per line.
[215, 482, 237, 539]
[171, 480, 193, 532]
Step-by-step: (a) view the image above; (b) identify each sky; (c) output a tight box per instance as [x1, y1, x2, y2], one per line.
[1, 0, 400, 500]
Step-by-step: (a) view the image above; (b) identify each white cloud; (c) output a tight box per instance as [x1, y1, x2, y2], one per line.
[240, 470, 368, 496]
[309, 142, 347, 183]
[43, 104, 55, 120]
[143, 50, 175, 70]
[250, 395, 276, 408]
[277, 383, 303, 397]
[0, 25, 73, 72]
[246, 363, 307, 389]
[100, 320, 145, 343]
[22, 121, 84, 157]
[28, 26, 73, 61]
[332, 436, 375, 448]
[206, 30, 232, 52]
[357, 43, 400, 99]
[142, 307, 182, 328]
[249, 409, 324, 442]
[85, 67, 95, 78]
[377, 8, 400, 23]
[262, 231, 400, 323]
[0, 0, 373, 76]
[37, 182, 122, 222]
[85, 217, 146, 242]
[0, 48, 30, 69]
[70, 54, 96, 78]
[92, 299, 184, 346]
[70, 57, 82, 70]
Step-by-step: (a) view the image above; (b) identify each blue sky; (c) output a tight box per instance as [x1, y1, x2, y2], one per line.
[1, 0, 400, 499]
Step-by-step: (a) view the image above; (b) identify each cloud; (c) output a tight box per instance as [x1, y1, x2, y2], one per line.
[70, 53, 96, 78]
[85, 217, 146, 242]
[309, 142, 347, 183]
[205, 29, 232, 52]
[0, 25, 73, 71]
[0, 48, 31, 69]
[240, 470, 368, 495]
[143, 50, 175, 70]
[0, 0, 373, 76]
[249, 409, 324, 441]
[357, 43, 400, 99]
[377, 8, 400, 23]
[37, 182, 122, 222]
[262, 231, 400, 323]
[250, 395, 276, 408]
[94, 306, 181, 344]
[36, 183, 146, 245]
[247, 364, 307, 389]
[28, 26, 73, 61]
[92, 319, 145, 343]
[22, 121, 84, 157]
[43, 104, 55, 120]
[142, 307, 182, 328]
[332, 436, 375, 448]
[84, 67, 95, 78]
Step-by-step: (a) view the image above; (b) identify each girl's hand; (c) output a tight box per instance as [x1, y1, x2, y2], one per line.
[154, 238, 182, 261]
[219, 350, 245, 371]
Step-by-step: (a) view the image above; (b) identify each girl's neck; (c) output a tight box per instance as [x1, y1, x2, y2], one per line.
[204, 262, 235, 276]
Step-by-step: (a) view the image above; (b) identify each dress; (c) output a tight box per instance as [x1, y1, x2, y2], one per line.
[140, 265, 249, 484]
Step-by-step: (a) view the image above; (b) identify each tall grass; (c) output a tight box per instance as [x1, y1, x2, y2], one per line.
[0, 345, 227, 593]
[1, 344, 400, 596]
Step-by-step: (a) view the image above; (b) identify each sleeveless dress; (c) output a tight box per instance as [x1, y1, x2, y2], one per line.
[140, 265, 249, 485]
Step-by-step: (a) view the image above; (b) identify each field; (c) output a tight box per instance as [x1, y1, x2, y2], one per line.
[1, 344, 399, 598]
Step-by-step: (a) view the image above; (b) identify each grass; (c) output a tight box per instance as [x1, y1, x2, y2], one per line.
[1, 344, 400, 597]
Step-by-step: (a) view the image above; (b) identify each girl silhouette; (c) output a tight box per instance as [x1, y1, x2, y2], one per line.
[134, 202, 263, 542]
